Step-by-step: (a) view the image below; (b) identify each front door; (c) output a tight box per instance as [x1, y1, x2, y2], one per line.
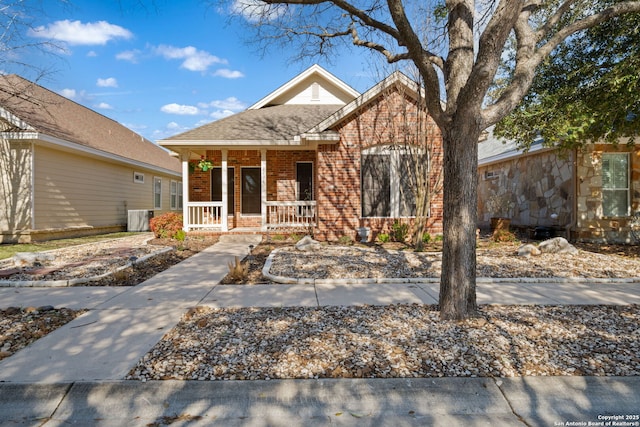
[241, 167, 261, 215]
[296, 162, 313, 201]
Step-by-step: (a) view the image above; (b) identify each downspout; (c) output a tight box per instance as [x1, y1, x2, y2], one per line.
[30, 141, 35, 230]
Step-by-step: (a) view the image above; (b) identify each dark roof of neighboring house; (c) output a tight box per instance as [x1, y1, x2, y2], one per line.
[0, 74, 180, 174]
[165, 104, 343, 141]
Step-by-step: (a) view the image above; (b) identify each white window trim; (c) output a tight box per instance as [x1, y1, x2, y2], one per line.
[134, 172, 145, 184]
[361, 146, 427, 218]
[170, 180, 178, 210]
[153, 177, 162, 210]
[602, 152, 630, 218]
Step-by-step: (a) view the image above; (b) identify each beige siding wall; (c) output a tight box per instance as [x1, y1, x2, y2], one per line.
[32, 145, 179, 230]
[0, 138, 33, 242]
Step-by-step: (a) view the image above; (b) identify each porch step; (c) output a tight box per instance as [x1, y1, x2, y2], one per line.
[218, 234, 264, 245]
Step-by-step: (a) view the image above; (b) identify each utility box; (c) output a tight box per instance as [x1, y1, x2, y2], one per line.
[127, 210, 154, 232]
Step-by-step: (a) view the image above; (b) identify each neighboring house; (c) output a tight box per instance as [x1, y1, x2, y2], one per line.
[159, 65, 444, 241]
[478, 128, 640, 243]
[0, 74, 182, 243]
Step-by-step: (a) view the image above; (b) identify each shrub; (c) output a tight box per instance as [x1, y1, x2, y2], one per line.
[338, 235, 354, 245]
[391, 221, 409, 242]
[378, 233, 390, 243]
[422, 232, 432, 244]
[227, 256, 249, 282]
[149, 212, 183, 239]
[434, 234, 444, 242]
[492, 229, 518, 243]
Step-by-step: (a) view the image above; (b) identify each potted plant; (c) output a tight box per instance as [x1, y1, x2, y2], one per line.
[197, 156, 214, 172]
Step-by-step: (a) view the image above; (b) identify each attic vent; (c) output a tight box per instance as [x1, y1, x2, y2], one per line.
[311, 82, 320, 101]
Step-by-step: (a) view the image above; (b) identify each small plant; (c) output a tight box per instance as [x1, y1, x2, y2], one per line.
[491, 229, 518, 243]
[422, 232, 432, 244]
[377, 233, 390, 243]
[270, 234, 286, 241]
[391, 220, 409, 242]
[434, 234, 444, 242]
[197, 156, 214, 172]
[149, 212, 183, 239]
[227, 256, 249, 281]
[338, 235, 354, 245]
[290, 233, 302, 242]
[174, 229, 186, 241]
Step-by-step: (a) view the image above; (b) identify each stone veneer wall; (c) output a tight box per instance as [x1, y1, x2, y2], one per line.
[574, 144, 640, 243]
[478, 150, 574, 230]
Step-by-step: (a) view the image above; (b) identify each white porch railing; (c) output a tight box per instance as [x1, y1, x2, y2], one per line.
[186, 201, 224, 230]
[265, 201, 316, 230]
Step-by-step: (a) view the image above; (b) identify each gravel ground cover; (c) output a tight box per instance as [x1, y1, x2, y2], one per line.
[0, 307, 85, 361]
[127, 304, 640, 381]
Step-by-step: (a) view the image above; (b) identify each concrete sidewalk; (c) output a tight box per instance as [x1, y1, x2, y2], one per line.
[1, 235, 639, 426]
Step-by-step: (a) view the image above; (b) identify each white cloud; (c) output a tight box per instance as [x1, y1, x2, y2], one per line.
[87, 51, 97, 57]
[28, 20, 133, 45]
[97, 77, 118, 88]
[160, 103, 201, 115]
[213, 68, 244, 79]
[166, 122, 181, 130]
[95, 102, 113, 110]
[116, 49, 141, 63]
[210, 110, 235, 120]
[153, 44, 227, 72]
[204, 97, 246, 111]
[231, 0, 287, 23]
[59, 88, 77, 99]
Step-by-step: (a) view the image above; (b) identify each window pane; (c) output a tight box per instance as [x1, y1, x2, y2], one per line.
[602, 153, 629, 217]
[362, 154, 390, 217]
[154, 178, 162, 209]
[242, 168, 261, 214]
[211, 168, 235, 213]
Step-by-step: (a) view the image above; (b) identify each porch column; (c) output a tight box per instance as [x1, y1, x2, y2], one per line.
[221, 149, 228, 232]
[261, 149, 267, 231]
[180, 151, 190, 232]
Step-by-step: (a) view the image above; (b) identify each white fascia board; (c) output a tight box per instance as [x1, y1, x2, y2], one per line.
[248, 64, 360, 110]
[0, 107, 35, 131]
[159, 139, 310, 147]
[478, 143, 552, 167]
[6, 132, 181, 177]
[306, 71, 422, 134]
[300, 131, 340, 142]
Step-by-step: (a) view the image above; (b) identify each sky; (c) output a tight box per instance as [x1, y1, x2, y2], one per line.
[15, 0, 377, 143]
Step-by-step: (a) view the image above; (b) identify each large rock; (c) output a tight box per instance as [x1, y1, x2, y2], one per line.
[13, 252, 54, 268]
[537, 237, 578, 255]
[517, 244, 541, 257]
[295, 235, 321, 252]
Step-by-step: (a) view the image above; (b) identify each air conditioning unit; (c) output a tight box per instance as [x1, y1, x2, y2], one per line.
[127, 210, 154, 232]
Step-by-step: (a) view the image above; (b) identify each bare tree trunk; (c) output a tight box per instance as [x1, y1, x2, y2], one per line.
[439, 118, 479, 320]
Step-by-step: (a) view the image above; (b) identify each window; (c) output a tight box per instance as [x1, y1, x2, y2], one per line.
[177, 183, 183, 209]
[296, 163, 313, 201]
[361, 148, 427, 218]
[241, 168, 261, 215]
[170, 181, 178, 210]
[134, 172, 144, 183]
[211, 167, 235, 213]
[602, 153, 629, 217]
[153, 177, 162, 209]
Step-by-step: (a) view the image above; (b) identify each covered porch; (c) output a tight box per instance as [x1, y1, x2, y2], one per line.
[177, 148, 318, 233]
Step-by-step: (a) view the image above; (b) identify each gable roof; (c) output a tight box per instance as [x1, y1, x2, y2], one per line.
[249, 64, 360, 109]
[305, 71, 422, 135]
[0, 74, 180, 175]
[159, 64, 360, 150]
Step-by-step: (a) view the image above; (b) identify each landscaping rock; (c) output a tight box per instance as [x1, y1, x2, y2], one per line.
[295, 235, 321, 252]
[13, 252, 54, 268]
[538, 237, 579, 255]
[517, 244, 541, 257]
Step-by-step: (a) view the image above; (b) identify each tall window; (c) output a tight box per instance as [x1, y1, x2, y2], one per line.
[170, 181, 178, 210]
[602, 153, 629, 217]
[177, 183, 183, 209]
[153, 177, 162, 209]
[361, 148, 426, 218]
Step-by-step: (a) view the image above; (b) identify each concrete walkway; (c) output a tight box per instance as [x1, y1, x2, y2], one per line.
[1, 235, 639, 426]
